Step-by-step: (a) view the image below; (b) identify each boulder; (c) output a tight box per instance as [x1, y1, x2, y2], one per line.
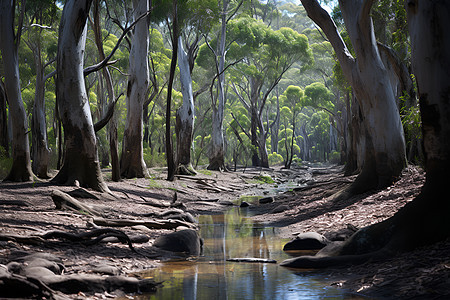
[283, 232, 329, 251]
[153, 229, 203, 256]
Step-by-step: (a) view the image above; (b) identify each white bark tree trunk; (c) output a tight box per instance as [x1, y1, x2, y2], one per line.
[208, 0, 228, 171]
[175, 37, 196, 175]
[120, 0, 149, 178]
[0, 0, 33, 182]
[301, 0, 406, 193]
[52, 0, 108, 192]
[31, 44, 50, 179]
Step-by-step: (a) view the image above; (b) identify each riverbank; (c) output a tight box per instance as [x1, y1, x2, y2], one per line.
[0, 164, 448, 299]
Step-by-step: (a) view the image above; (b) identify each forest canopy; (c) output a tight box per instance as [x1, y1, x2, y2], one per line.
[0, 0, 421, 184]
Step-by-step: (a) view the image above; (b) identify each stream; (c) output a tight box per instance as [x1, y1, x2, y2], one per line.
[135, 205, 362, 299]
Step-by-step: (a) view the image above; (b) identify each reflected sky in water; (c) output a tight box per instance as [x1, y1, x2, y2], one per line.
[136, 207, 354, 299]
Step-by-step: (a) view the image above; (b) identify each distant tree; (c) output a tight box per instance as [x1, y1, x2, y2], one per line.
[0, 0, 33, 182]
[24, 0, 59, 179]
[279, 85, 303, 168]
[228, 17, 312, 167]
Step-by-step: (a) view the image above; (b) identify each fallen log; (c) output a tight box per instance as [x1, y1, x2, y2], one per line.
[226, 258, 277, 263]
[93, 217, 196, 230]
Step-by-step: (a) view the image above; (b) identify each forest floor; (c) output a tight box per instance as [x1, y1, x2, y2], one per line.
[0, 163, 449, 299]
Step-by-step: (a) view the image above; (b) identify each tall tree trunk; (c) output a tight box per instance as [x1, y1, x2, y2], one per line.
[270, 92, 280, 155]
[0, 0, 33, 182]
[165, 0, 178, 180]
[281, 0, 450, 269]
[175, 37, 196, 175]
[31, 49, 50, 179]
[208, 0, 228, 171]
[52, 0, 108, 192]
[0, 80, 8, 157]
[301, 0, 406, 199]
[120, 0, 149, 179]
[91, 0, 120, 181]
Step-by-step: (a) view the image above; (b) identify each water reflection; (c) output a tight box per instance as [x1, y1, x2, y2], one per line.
[136, 207, 351, 299]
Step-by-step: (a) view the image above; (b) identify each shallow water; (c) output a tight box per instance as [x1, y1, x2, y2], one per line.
[134, 207, 362, 299]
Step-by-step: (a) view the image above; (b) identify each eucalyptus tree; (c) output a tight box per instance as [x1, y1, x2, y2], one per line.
[24, 0, 59, 179]
[300, 0, 406, 199]
[279, 85, 303, 168]
[51, 0, 109, 192]
[90, 0, 120, 181]
[175, 0, 217, 175]
[228, 17, 312, 167]
[282, 0, 450, 268]
[196, 0, 243, 171]
[0, 0, 33, 182]
[120, 0, 150, 179]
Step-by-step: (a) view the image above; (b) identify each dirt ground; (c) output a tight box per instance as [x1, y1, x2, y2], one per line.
[0, 163, 449, 299]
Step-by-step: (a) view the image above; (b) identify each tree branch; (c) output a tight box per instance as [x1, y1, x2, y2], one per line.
[94, 92, 123, 132]
[83, 9, 152, 76]
[300, 0, 355, 83]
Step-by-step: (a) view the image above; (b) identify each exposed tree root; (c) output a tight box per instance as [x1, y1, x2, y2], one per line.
[176, 163, 197, 176]
[0, 228, 137, 251]
[51, 190, 103, 216]
[93, 217, 196, 230]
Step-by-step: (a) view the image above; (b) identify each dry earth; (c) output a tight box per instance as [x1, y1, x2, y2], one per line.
[0, 163, 449, 299]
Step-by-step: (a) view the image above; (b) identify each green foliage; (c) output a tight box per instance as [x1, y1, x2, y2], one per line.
[143, 148, 166, 168]
[400, 97, 422, 145]
[269, 152, 283, 165]
[0, 147, 12, 180]
[329, 151, 340, 164]
[304, 82, 333, 110]
[252, 175, 275, 184]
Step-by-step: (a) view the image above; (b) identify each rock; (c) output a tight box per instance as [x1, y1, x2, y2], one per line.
[91, 264, 121, 276]
[153, 229, 203, 256]
[240, 201, 250, 207]
[271, 205, 289, 213]
[24, 266, 56, 278]
[283, 232, 329, 251]
[26, 258, 63, 275]
[6, 262, 23, 274]
[259, 196, 274, 204]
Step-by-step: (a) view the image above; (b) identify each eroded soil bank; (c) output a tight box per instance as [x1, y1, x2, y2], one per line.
[0, 164, 449, 299]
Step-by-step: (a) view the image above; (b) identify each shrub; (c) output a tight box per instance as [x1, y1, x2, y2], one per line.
[0, 147, 12, 180]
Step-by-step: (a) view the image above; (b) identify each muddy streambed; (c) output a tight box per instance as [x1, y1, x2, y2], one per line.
[131, 205, 360, 299]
